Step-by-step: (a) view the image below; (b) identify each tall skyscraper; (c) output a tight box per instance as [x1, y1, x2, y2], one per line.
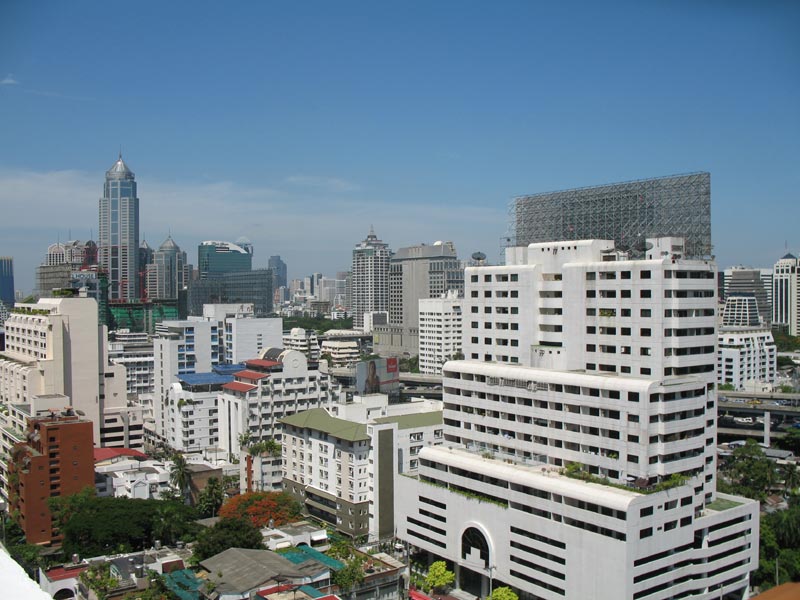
[0, 257, 14, 307]
[773, 252, 799, 335]
[98, 154, 140, 301]
[396, 237, 758, 600]
[509, 172, 712, 258]
[268, 255, 288, 290]
[351, 227, 392, 329]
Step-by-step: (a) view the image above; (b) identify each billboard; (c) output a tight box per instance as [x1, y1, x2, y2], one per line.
[355, 358, 400, 395]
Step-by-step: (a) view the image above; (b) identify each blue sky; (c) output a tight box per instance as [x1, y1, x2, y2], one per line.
[1, 1, 798, 294]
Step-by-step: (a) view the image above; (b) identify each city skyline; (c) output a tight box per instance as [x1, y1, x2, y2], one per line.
[1, 2, 799, 294]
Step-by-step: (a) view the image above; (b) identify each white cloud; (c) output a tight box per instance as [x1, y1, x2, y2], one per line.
[0, 168, 507, 294]
[0, 74, 19, 85]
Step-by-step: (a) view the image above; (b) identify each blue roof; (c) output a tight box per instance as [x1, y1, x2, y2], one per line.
[213, 363, 246, 375]
[177, 372, 233, 386]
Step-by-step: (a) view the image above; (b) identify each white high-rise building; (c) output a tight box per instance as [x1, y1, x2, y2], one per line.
[396, 238, 758, 600]
[351, 228, 391, 330]
[151, 320, 221, 444]
[202, 304, 282, 364]
[773, 253, 799, 335]
[419, 291, 463, 375]
[718, 327, 777, 391]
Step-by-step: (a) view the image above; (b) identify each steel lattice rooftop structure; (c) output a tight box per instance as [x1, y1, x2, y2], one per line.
[507, 172, 711, 258]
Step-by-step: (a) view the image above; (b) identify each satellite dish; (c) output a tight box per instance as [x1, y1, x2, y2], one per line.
[472, 251, 486, 261]
[617, 243, 630, 252]
[633, 240, 653, 252]
[600, 248, 616, 254]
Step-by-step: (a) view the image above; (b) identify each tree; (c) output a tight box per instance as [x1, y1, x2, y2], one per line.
[776, 429, 800, 456]
[170, 454, 191, 504]
[718, 383, 735, 391]
[218, 491, 301, 528]
[58, 496, 199, 558]
[197, 477, 225, 518]
[333, 555, 365, 593]
[782, 462, 800, 499]
[48, 486, 95, 531]
[489, 587, 519, 600]
[193, 518, 264, 562]
[426, 560, 455, 593]
[718, 439, 776, 500]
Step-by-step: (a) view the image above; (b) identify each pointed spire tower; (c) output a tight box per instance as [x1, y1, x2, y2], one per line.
[99, 152, 140, 301]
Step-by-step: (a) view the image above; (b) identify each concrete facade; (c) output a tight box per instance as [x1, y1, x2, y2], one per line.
[396, 238, 758, 600]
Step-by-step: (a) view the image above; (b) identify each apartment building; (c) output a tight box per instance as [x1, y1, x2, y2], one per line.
[418, 291, 463, 375]
[217, 349, 337, 490]
[319, 339, 359, 367]
[8, 411, 94, 544]
[718, 327, 777, 391]
[281, 408, 371, 538]
[396, 238, 758, 600]
[773, 253, 799, 335]
[283, 328, 321, 361]
[108, 329, 155, 396]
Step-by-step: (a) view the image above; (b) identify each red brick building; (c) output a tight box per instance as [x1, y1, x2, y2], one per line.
[8, 411, 94, 545]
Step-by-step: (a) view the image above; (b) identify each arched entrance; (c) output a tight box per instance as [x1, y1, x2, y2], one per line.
[460, 527, 491, 598]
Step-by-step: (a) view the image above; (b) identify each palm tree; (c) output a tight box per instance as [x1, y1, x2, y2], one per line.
[197, 477, 225, 518]
[170, 453, 191, 504]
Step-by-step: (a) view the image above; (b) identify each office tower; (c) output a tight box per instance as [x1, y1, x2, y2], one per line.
[145, 235, 188, 300]
[198, 240, 252, 278]
[0, 257, 14, 307]
[509, 172, 711, 258]
[418, 290, 463, 374]
[375, 241, 464, 356]
[351, 227, 392, 329]
[8, 410, 94, 544]
[773, 253, 799, 335]
[268, 255, 288, 290]
[99, 154, 140, 301]
[396, 237, 757, 600]
[337, 271, 352, 311]
[722, 267, 771, 324]
[187, 270, 273, 316]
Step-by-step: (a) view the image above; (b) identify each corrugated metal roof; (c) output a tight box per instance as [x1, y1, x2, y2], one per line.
[178, 372, 234, 386]
[281, 408, 369, 442]
[223, 381, 257, 393]
[373, 411, 443, 430]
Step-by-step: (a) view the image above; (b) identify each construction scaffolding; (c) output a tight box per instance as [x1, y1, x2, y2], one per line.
[506, 172, 712, 258]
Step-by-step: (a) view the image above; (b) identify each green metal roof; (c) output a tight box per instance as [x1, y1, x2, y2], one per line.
[281, 545, 344, 571]
[164, 568, 203, 600]
[373, 411, 443, 430]
[280, 408, 369, 442]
